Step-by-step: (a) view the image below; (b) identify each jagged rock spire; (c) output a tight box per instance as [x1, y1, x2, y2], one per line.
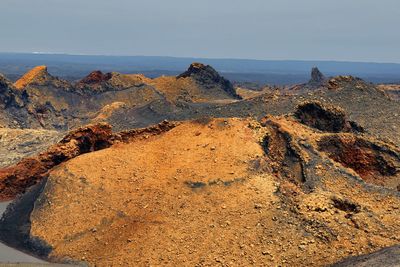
[309, 67, 326, 84]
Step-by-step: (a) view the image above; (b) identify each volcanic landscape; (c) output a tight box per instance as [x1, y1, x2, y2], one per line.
[0, 62, 399, 266]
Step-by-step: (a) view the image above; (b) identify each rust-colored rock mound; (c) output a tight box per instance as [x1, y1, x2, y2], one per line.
[14, 66, 48, 89]
[318, 134, 400, 190]
[78, 71, 112, 85]
[75, 71, 151, 93]
[0, 117, 398, 266]
[294, 101, 363, 133]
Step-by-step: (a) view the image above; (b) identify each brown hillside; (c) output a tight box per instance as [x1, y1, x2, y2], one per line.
[0, 116, 399, 266]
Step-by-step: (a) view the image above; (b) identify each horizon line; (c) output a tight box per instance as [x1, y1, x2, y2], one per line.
[0, 51, 399, 65]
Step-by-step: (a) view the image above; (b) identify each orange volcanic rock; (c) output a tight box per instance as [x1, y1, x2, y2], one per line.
[0, 117, 399, 266]
[14, 66, 49, 89]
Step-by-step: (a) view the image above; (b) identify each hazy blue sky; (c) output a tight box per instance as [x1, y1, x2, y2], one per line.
[1, 0, 399, 62]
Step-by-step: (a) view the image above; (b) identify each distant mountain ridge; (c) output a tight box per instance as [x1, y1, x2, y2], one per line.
[0, 53, 400, 84]
[0, 63, 242, 130]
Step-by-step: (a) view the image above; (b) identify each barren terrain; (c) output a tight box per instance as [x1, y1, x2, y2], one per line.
[0, 64, 399, 266]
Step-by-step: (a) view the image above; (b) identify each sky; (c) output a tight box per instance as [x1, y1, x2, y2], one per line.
[0, 0, 399, 63]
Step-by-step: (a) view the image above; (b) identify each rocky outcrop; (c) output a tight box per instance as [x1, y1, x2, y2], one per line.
[294, 101, 364, 133]
[318, 134, 400, 190]
[309, 67, 326, 85]
[14, 66, 48, 90]
[261, 122, 306, 185]
[260, 114, 400, 192]
[289, 67, 328, 91]
[78, 70, 112, 85]
[177, 63, 240, 99]
[14, 66, 71, 90]
[0, 74, 25, 108]
[76, 71, 148, 92]
[327, 75, 369, 91]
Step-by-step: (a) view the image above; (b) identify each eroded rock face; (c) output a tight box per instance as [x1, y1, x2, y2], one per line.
[14, 66, 71, 90]
[261, 114, 400, 192]
[318, 134, 400, 190]
[294, 101, 363, 133]
[0, 74, 25, 108]
[177, 63, 240, 99]
[14, 66, 49, 90]
[261, 122, 305, 184]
